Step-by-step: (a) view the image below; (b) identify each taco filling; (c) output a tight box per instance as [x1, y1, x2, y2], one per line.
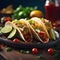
[12, 19, 33, 42]
[28, 19, 49, 43]
[40, 18, 56, 40]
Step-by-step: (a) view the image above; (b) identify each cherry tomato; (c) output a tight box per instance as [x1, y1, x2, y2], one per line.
[4, 17, 11, 22]
[32, 48, 38, 54]
[13, 38, 20, 43]
[48, 48, 54, 54]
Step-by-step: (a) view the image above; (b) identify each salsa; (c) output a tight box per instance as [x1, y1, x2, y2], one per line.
[44, 0, 59, 23]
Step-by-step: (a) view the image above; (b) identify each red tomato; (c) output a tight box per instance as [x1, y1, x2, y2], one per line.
[38, 31, 45, 37]
[32, 48, 38, 54]
[13, 38, 20, 43]
[48, 48, 54, 54]
[4, 17, 11, 22]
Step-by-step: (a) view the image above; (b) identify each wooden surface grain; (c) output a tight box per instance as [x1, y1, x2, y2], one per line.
[0, 46, 39, 60]
[0, 46, 55, 60]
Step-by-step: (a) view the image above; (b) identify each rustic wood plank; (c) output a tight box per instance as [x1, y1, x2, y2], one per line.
[0, 46, 40, 60]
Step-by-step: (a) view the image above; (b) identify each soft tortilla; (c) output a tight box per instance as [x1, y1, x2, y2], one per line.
[27, 17, 49, 43]
[5, 21, 25, 42]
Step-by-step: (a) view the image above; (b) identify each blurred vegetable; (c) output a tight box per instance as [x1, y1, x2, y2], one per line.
[20, 50, 30, 54]
[0, 17, 12, 25]
[6, 47, 12, 52]
[30, 10, 43, 18]
[12, 5, 37, 19]
[0, 5, 14, 14]
[7, 29, 17, 39]
[1, 25, 12, 34]
[49, 28, 56, 40]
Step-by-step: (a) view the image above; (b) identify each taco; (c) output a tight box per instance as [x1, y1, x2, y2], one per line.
[39, 18, 56, 40]
[12, 19, 33, 43]
[5, 21, 25, 42]
[27, 17, 49, 43]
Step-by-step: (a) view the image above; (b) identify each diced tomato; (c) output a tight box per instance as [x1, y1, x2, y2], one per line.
[24, 35, 31, 42]
[43, 39, 47, 42]
[4, 17, 11, 22]
[38, 31, 49, 42]
[38, 31, 45, 37]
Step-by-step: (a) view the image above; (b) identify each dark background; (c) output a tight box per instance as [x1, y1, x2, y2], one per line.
[0, 0, 46, 15]
[0, 0, 60, 19]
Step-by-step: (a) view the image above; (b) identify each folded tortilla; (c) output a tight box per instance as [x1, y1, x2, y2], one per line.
[18, 19, 33, 42]
[31, 17, 49, 37]
[5, 21, 25, 42]
[39, 18, 56, 40]
[12, 19, 33, 43]
[27, 17, 49, 43]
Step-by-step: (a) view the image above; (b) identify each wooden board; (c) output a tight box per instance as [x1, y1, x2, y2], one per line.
[0, 46, 55, 60]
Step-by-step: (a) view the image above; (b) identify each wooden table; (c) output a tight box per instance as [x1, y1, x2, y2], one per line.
[0, 20, 60, 60]
[0, 46, 55, 60]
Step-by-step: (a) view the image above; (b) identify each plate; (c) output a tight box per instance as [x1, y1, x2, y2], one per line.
[0, 31, 60, 50]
